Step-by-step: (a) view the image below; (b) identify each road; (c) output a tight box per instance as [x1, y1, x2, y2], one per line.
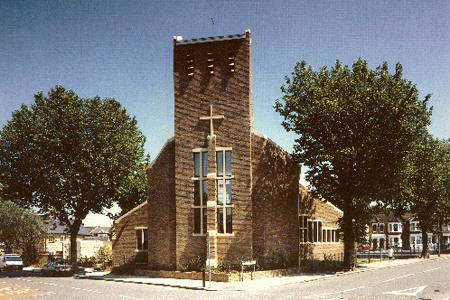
[0, 258, 448, 299]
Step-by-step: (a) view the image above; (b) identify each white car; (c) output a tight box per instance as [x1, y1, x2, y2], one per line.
[0, 254, 23, 271]
[41, 260, 73, 276]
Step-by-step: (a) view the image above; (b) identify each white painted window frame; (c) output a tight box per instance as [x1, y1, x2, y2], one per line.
[135, 227, 148, 252]
[192, 149, 208, 235]
[299, 214, 308, 243]
[216, 149, 233, 235]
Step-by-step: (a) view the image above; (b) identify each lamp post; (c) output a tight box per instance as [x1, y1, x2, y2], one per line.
[61, 236, 65, 259]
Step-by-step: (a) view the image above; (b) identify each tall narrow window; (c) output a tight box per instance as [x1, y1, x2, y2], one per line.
[225, 151, 232, 176]
[194, 153, 200, 177]
[216, 151, 223, 176]
[193, 150, 208, 234]
[202, 153, 208, 177]
[136, 228, 148, 251]
[299, 215, 308, 243]
[216, 149, 232, 234]
[307, 220, 323, 243]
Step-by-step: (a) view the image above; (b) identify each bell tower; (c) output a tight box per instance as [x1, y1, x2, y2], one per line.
[173, 30, 253, 268]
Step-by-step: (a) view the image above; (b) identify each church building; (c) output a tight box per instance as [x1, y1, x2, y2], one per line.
[113, 30, 343, 271]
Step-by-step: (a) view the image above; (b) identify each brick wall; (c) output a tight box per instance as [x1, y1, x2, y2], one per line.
[112, 202, 148, 268]
[299, 187, 344, 261]
[173, 33, 253, 268]
[147, 139, 177, 270]
[251, 133, 299, 269]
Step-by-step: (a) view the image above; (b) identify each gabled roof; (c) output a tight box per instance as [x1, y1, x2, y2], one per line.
[43, 217, 91, 236]
[88, 226, 111, 235]
[374, 213, 416, 223]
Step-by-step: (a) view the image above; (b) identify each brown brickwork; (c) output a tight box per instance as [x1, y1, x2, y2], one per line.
[298, 186, 344, 263]
[112, 201, 148, 268]
[251, 133, 299, 269]
[147, 138, 176, 270]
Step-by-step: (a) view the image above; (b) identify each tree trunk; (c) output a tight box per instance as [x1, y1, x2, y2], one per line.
[342, 208, 355, 270]
[401, 219, 410, 250]
[69, 219, 83, 272]
[421, 229, 429, 258]
[70, 232, 78, 270]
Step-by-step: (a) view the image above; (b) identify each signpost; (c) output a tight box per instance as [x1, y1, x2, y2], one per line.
[207, 232, 211, 288]
[241, 260, 256, 281]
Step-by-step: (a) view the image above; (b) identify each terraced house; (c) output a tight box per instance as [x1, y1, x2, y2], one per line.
[113, 30, 344, 271]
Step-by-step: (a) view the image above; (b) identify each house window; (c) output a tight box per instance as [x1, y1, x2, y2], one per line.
[193, 150, 208, 234]
[136, 228, 148, 251]
[393, 224, 399, 232]
[216, 150, 232, 234]
[48, 236, 55, 243]
[372, 223, 377, 233]
[380, 224, 385, 232]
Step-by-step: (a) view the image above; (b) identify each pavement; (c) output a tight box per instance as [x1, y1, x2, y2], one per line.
[74, 254, 450, 291]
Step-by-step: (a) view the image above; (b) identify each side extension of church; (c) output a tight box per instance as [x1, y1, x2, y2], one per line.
[112, 30, 343, 271]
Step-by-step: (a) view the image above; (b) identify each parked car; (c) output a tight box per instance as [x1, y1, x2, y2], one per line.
[0, 254, 23, 271]
[41, 260, 73, 276]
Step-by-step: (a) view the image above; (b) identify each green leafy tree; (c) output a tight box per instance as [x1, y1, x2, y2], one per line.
[275, 59, 431, 269]
[407, 137, 449, 258]
[0, 201, 44, 264]
[0, 86, 146, 269]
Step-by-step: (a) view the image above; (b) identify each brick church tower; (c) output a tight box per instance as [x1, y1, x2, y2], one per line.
[173, 30, 253, 268]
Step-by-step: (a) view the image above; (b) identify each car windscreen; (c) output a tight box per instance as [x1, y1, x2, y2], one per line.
[6, 257, 21, 261]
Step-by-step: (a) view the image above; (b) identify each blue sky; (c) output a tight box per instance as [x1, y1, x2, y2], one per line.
[1, 0, 449, 226]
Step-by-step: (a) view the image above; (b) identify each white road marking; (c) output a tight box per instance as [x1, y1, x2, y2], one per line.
[384, 285, 427, 296]
[119, 295, 146, 300]
[422, 267, 441, 273]
[381, 273, 414, 282]
[305, 286, 366, 298]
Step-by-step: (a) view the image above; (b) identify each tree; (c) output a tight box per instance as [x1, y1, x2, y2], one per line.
[0, 86, 146, 269]
[407, 137, 449, 258]
[0, 201, 44, 264]
[275, 59, 431, 269]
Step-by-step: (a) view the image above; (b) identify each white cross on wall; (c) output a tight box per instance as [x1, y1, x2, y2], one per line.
[200, 105, 225, 137]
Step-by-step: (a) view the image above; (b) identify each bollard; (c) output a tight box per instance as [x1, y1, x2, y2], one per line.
[202, 268, 205, 288]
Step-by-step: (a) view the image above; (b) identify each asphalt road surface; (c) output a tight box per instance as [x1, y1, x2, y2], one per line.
[0, 258, 448, 299]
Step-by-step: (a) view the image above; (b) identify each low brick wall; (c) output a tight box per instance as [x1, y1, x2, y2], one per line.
[135, 269, 231, 282]
[135, 267, 304, 282]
